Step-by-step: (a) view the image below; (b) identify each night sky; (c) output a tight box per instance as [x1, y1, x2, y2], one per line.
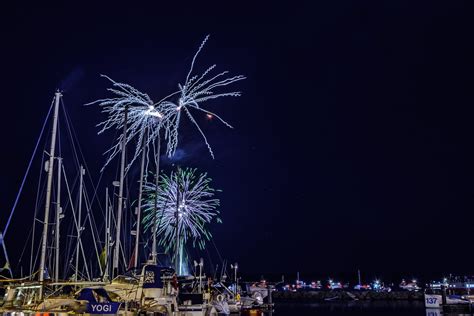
[1, 1, 474, 283]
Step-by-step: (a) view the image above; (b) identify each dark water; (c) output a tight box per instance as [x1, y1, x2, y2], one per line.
[270, 301, 433, 316]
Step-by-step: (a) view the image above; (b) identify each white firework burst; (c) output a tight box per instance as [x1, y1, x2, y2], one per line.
[91, 35, 245, 171]
[157, 35, 246, 158]
[87, 75, 164, 171]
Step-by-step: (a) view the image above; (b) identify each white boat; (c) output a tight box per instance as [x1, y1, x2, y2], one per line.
[424, 277, 474, 310]
[399, 279, 421, 291]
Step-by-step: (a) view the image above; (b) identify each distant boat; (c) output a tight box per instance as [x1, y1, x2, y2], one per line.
[399, 279, 421, 292]
[327, 279, 343, 290]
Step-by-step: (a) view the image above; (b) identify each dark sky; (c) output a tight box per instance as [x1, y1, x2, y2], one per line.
[1, 1, 474, 282]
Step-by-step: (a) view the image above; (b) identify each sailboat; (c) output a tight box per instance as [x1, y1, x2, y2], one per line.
[0, 91, 176, 314]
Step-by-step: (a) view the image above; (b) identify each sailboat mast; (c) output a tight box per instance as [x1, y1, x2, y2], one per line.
[108, 190, 112, 278]
[175, 183, 180, 274]
[54, 157, 62, 282]
[104, 187, 109, 280]
[134, 127, 147, 268]
[75, 166, 85, 282]
[39, 91, 61, 300]
[113, 105, 129, 277]
[151, 135, 161, 264]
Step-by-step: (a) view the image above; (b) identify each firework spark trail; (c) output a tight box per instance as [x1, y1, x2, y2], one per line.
[142, 168, 221, 252]
[155, 35, 246, 158]
[86, 75, 164, 171]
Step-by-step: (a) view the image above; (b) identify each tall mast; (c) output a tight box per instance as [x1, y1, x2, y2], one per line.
[134, 128, 147, 268]
[113, 105, 128, 277]
[108, 190, 113, 278]
[39, 91, 61, 300]
[175, 181, 180, 274]
[151, 135, 161, 264]
[104, 187, 109, 281]
[75, 166, 85, 282]
[54, 157, 62, 282]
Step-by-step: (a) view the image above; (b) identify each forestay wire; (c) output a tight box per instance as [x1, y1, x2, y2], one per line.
[2, 97, 55, 239]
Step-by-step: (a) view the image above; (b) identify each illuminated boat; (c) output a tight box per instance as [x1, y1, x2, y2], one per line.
[424, 277, 474, 310]
[353, 283, 371, 291]
[327, 279, 343, 290]
[371, 279, 391, 292]
[310, 281, 323, 290]
[399, 279, 421, 291]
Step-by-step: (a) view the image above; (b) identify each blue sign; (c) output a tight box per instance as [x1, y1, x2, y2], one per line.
[87, 302, 121, 314]
[78, 288, 121, 314]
